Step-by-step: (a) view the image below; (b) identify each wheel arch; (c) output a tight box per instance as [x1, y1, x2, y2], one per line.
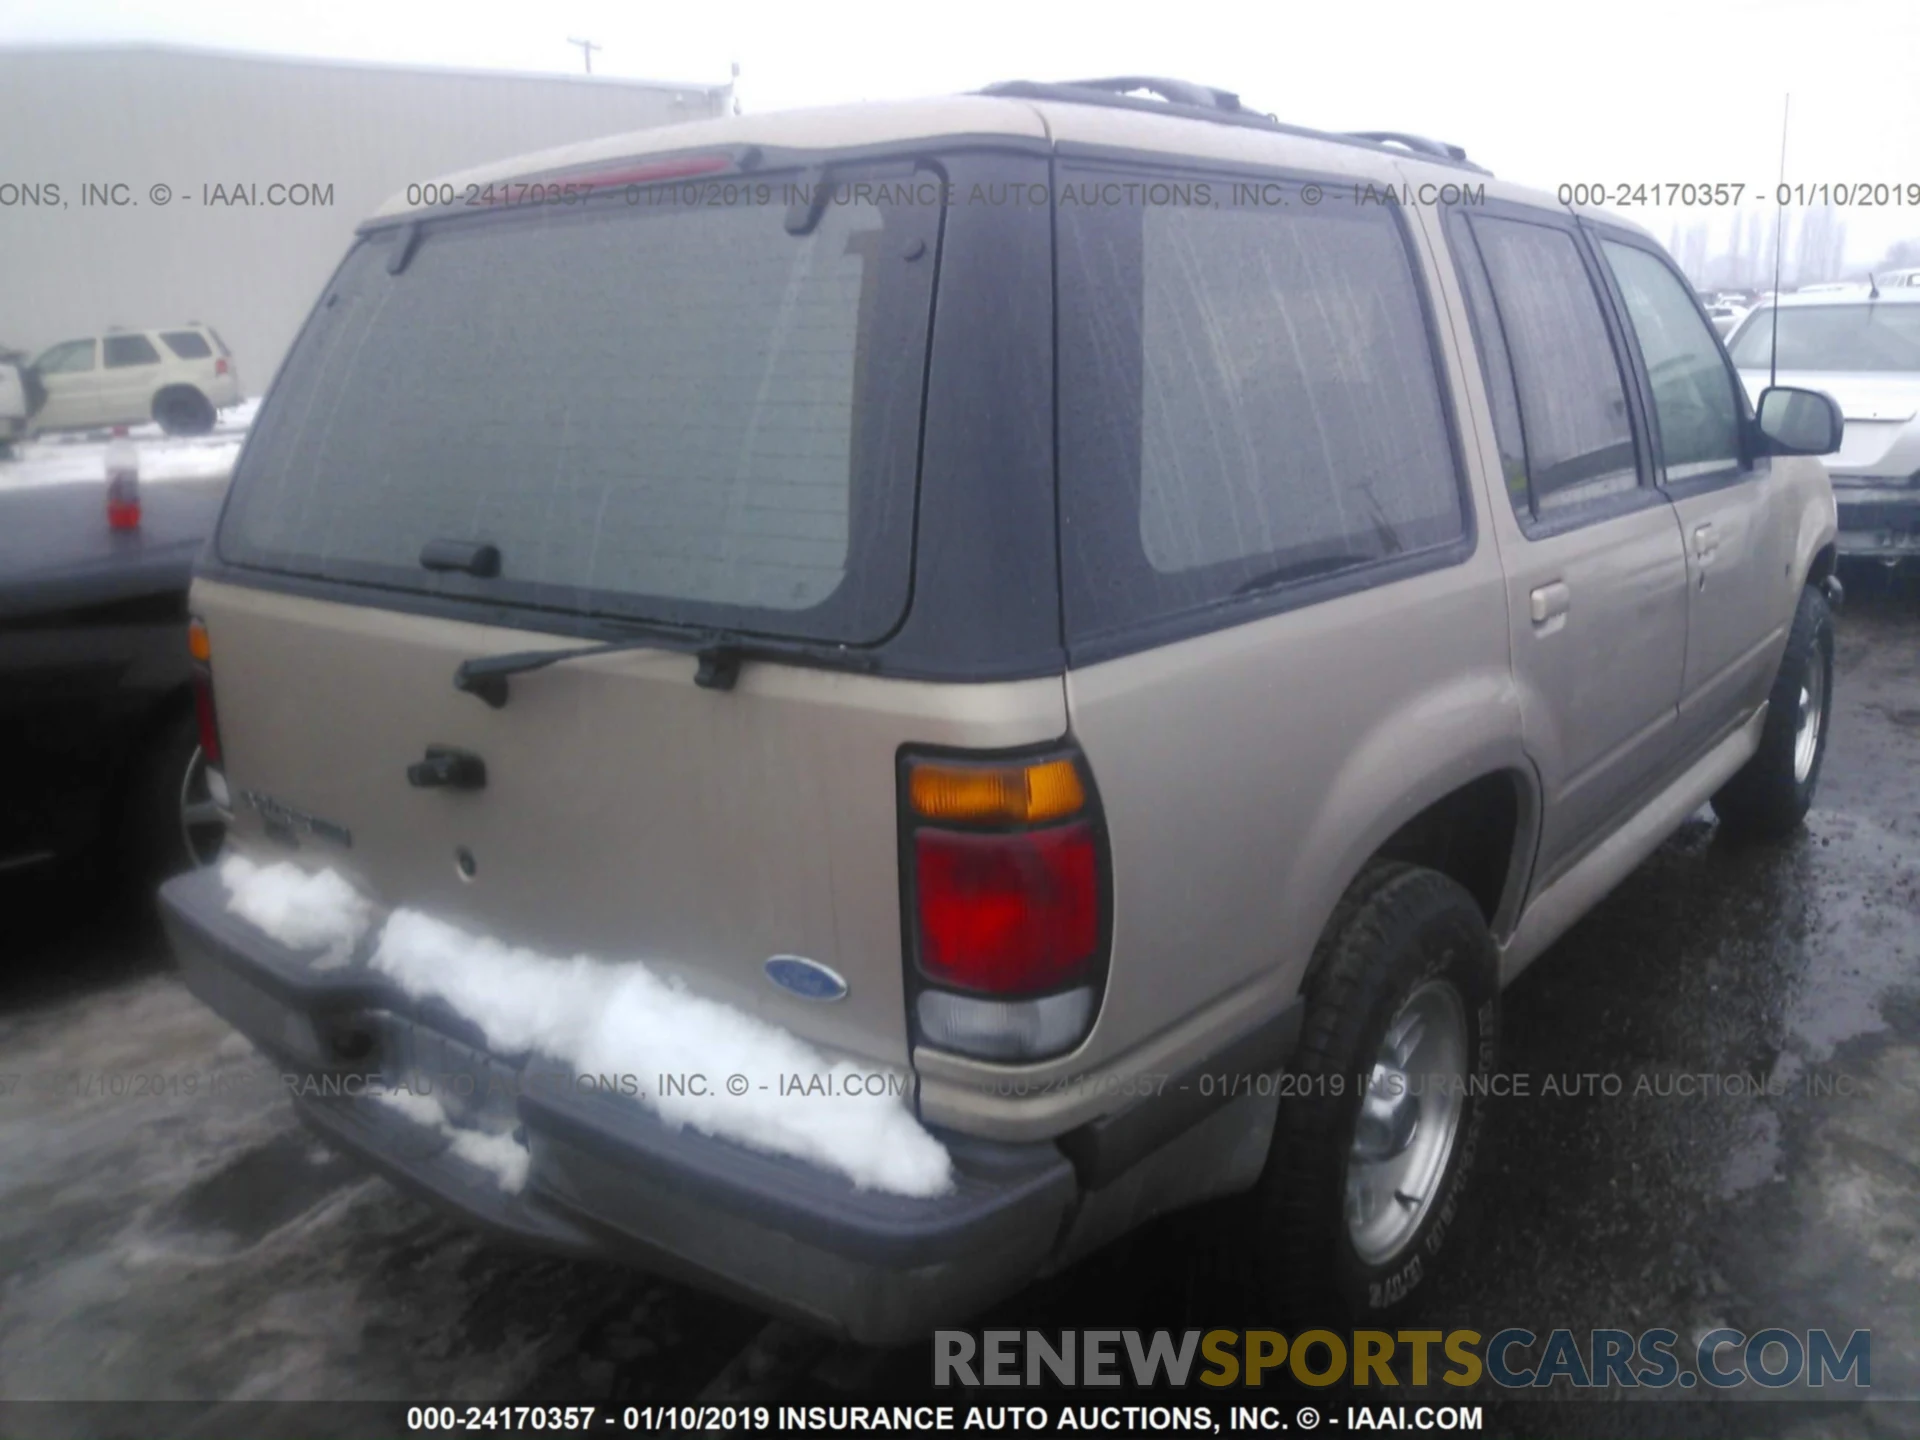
[1288, 687, 1541, 998]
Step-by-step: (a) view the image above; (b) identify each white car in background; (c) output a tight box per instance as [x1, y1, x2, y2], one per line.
[28, 325, 242, 437]
[0, 350, 28, 455]
[1705, 302, 1749, 337]
[1727, 290, 1920, 560]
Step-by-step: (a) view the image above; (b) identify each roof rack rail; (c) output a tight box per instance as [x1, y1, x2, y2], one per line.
[977, 79, 1493, 175]
[978, 77, 1280, 133]
[1345, 131, 1469, 163]
[1032, 76, 1248, 113]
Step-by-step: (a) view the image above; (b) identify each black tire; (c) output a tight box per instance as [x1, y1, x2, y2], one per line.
[153, 387, 215, 437]
[1711, 584, 1833, 841]
[120, 709, 225, 905]
[1252, 862, 1498, 1324]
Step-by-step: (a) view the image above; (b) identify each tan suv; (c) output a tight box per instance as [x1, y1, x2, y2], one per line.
[161, 77, 1843, 1341]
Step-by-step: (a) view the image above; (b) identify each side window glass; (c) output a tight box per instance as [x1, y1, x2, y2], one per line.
[1056, 172, 1466, 637]
[1469, 216, 1641, 519]
[1446, 212, 1529, 518]
[104, 334, 162, 368]
[1600, 241, 1744, 481]
[38, 340, 96, 374]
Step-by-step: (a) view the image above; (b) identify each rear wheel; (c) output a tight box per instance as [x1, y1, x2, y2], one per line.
[1711, 584, 1833, 841]
[122, 709, 227, 903]
[1252, 863, 1498, 1323]
[153, 387, 215, 436]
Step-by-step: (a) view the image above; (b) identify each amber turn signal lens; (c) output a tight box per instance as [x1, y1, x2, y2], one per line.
[187, 618, 211, 663]
[909, 757, 1086, 824]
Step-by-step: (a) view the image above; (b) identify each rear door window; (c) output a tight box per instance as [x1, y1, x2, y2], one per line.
[219, 162, 942, 643]
[1458, 216, 1641, 519]
[103, 334, 161, 367]
[1056, 164, 1467, 642]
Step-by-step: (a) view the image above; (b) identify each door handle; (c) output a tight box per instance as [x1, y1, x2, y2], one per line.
[1693, 522, 1718, 561]
[407, 745, 487, 790]
[1529, 581, 1571, 625]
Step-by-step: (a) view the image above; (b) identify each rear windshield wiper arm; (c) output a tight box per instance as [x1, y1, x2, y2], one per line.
[454, 626, 869, 708]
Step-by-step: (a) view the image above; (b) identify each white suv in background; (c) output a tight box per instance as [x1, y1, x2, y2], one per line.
[29, 325, 242, 437]
[0, 349, 28, 455]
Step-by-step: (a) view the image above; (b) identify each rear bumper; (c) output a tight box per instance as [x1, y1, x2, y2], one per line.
[161, 868, 1298, 1342]
[1834, 487, 1920, 558]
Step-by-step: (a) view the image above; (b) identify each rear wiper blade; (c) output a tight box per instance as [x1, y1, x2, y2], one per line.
[453, 626, 869, 708]
[1231, 552, 1379, 597]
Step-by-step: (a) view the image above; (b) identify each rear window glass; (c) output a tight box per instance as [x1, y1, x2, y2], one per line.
[1056, 166, 1467, 640]
[160, 329, 213, 359]
[219, 163, 941, 642]
[1726, 303, 1920, 372]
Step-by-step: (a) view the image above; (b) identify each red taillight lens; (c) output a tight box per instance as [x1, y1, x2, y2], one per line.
[192, 672, 221, 765]
[214, 357, 229, 376]
[188, 618, 221, 765]
[914, 823, 1098, 996]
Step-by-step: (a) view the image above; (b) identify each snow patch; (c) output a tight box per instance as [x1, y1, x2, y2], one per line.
[218, 855, 373, 967]
[214, 858, 953, 1198]
[373, 1089, 532, 1193]
[370, 909, 953, 1198]
[0, 397, 255, 490]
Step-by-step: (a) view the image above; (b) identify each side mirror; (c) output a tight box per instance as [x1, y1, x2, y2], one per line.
[1756, 386, 1844, 457]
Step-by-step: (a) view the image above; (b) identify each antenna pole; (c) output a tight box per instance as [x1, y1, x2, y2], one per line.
[1769, 94, 1790, 390]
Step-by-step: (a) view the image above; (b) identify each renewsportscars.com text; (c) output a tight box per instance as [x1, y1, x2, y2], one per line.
[933, 1327, 1871, 1390]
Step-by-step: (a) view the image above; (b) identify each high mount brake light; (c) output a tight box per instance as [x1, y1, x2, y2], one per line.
[556, 155, 731, 188]
[900, 750, 1109, 1061]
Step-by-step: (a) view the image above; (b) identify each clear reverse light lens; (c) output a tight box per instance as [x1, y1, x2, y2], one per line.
[915, 986, 1095, 1062]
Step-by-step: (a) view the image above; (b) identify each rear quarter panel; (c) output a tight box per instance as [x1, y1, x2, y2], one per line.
[915, 552, 1523, 1140]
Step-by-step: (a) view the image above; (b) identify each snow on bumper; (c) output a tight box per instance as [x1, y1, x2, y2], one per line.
[160, 867, 1076, 1344]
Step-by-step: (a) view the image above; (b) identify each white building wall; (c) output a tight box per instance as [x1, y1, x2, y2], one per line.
[0, 45, 730, 389]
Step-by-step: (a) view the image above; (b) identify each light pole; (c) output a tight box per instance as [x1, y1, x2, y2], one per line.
[566, 37, 602, 74]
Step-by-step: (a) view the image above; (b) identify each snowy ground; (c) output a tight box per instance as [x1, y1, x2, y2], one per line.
[0, 399, 258, 491]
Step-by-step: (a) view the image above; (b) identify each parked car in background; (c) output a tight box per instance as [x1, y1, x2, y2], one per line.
[0, 477, 229, 894]
[163, 77, 1841, 1341]
[1706, 301, 1749, 336]
[1878, 267, 1920, 289]
[1727, 290, 1920, 561]
[28, 325, 241, 437]
[0, 349, 29, 457]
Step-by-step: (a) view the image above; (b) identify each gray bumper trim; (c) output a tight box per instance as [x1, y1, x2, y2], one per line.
[159, 868, 1076, 1342]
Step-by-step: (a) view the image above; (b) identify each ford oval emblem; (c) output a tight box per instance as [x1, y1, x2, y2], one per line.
[764, 955, 849, 1002]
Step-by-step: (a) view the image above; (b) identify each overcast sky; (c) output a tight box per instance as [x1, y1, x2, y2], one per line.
[5, 0, 1918, 264]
